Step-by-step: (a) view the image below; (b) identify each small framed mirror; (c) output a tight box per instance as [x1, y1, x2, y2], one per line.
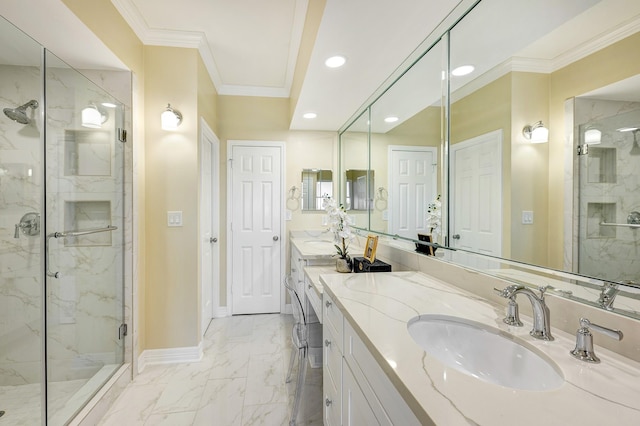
[301, 169, 333, 211]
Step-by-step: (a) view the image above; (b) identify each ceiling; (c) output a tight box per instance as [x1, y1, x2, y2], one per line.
[1, 0, 640, 132]
[110, 0, 464, 131]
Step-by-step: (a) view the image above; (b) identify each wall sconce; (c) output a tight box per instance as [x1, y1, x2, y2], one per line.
[522, 121, 549, 143]
[81, 104, 108, 128]
[584, 127, 602, 145]
[161, 103, 182, 130]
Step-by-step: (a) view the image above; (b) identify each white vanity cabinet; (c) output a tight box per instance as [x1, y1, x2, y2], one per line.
[289, 240, 333, 323]
[323, 292, 420, 426]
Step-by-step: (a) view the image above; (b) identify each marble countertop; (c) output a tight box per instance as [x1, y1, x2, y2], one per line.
[290, 237, 337, 260]
[319, 271, 640, 425]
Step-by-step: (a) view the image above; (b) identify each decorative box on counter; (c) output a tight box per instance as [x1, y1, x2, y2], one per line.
[353, 256, 392, 273]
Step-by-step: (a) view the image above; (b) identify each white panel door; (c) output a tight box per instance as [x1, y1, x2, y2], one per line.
[231, 144, 282, 314]
[389, 146, 437, 239]
[200, 121, 219, 336]
[450, 130, 502, 266]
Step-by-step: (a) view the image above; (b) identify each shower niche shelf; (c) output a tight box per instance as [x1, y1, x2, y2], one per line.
[587, 147, 616, 183]
[587, 202, 616, 239]
[64, 201, 112, 246]
[64, 130, 111, 177]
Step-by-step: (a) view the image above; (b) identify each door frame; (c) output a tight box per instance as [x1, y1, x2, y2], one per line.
[226, 140, 286, 316]
[199, 118, 220, 333]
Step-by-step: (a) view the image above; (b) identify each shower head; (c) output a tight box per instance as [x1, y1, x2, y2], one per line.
[3, 100, 39, 124]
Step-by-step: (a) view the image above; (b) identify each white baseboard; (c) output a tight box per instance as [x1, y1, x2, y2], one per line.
[214, 306, 229, 317]
[137, 342, 203, 374]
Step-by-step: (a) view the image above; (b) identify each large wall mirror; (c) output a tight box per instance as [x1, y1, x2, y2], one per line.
[339, 0, 640, 320]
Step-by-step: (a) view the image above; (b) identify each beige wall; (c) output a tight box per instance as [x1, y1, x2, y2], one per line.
[510, 72, 549, 266]
[144, 46, 201, 349]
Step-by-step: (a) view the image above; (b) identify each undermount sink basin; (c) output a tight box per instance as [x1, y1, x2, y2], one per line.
[303, 240, 333, 245]
[407, 315, 564, 391]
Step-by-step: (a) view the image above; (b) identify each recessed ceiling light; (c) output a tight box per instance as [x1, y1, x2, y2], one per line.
[617, 127, 639, 132]
[325, 55, 346, 68]
[384, 116, 399, 123]
[303, 112, 317, 119]
[451, 65, 475, 77]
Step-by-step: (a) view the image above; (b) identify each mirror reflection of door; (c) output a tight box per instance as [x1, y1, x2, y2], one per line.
[301, 169, 333, 210]
[388, 146, 437, 239]
[450, 130, 502, 268]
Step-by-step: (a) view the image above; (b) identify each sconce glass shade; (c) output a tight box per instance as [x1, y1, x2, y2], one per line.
[585, 128, 602, 144]
[523, 121, 549, 143]
[161, 104, 182, 130]
[81, 105, 104, 128]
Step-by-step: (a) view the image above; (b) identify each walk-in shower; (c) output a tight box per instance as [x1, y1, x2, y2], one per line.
[1, 15, 128, 425]
[3, 99, 38, 124]
[573, 95, 640, 285]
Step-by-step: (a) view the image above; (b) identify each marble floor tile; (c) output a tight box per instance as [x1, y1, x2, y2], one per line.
[97, 313, 322, 425]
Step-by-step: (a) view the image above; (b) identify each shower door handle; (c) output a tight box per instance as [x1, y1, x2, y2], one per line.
[46, 226, 118, 278]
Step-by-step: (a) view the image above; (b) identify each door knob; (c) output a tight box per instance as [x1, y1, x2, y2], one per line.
[273, 235, 279, 241]
[452, 234, 461, 240]
[210, 237, 218, 243]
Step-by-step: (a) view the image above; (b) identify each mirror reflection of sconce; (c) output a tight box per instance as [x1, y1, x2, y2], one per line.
[161, 103, 183, 130]
[81, 104, 108, 129]
[522, 121, 549, 143]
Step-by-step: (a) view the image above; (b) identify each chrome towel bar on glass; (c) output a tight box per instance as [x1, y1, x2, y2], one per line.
[46, 226, 118, 278]
[599, 222, 640, 229]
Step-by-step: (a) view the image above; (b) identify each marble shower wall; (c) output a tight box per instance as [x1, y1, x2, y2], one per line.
[575, 98, 640, 283]
[0, 64, 44, 385]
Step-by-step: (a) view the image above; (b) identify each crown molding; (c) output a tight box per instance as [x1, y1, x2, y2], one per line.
[110, 0, 307, 98]
[551, 15, 640, 71]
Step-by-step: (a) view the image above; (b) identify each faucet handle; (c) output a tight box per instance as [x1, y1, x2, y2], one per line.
[569, 318, 623, 363]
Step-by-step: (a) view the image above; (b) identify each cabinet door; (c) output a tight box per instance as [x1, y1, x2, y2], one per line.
[343, 362, 380, 426]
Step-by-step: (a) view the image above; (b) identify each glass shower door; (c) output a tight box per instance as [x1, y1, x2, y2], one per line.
[44, 51, 124, 425]
[0, 16, 45, 426]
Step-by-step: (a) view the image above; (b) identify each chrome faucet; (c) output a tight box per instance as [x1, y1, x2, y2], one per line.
[495, 285, 554, 341]
[598, 282, 619, 310]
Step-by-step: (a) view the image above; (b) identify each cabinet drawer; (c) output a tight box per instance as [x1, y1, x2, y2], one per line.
[323, 324, 341, 390]
[323, 362, 341, 426]
[305, 278, 322, 323]
[323, 293, 343, 352]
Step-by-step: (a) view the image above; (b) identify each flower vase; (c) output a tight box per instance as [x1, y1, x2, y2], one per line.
[336, 258, 351, 273]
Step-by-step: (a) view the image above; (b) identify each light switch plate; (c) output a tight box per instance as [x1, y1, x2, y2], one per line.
[522, 210, 534, 225]
[168, 211, 183, 227]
